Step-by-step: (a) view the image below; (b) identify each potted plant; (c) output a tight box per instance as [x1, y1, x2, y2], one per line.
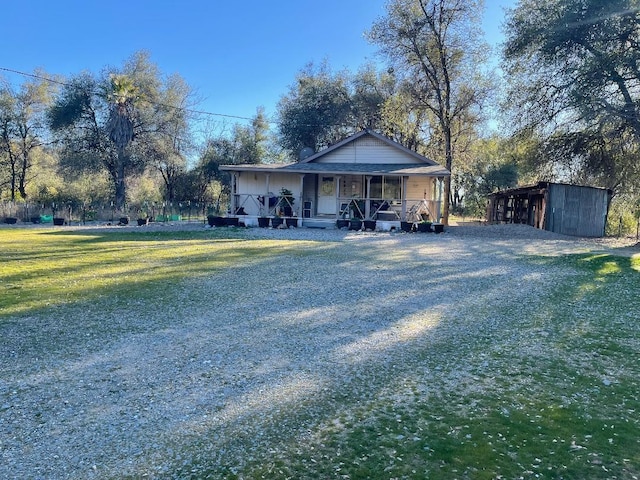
[285, 217, 298, 228]
[258, 215, 270, 228]
[363, 219, 377, 231]
[416, 221, 432, 233]
[336, 210, 349, 229]
[207, 214, 226, 227]
[271, 213, 284, 228]
[400, 221, 414, 232]
[280, 187, 295, 217]
[349, 218, 363, 231]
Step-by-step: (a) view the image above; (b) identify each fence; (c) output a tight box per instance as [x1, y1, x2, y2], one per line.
[0, 201, 225, 225]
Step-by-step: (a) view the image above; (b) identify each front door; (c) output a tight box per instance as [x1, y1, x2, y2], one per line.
[317, 176, 336, 215]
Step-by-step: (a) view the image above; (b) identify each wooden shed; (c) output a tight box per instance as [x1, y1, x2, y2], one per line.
[487, 182, 612, 237]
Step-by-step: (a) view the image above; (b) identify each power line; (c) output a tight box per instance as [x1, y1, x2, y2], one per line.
[0, 66, 261, 122]
[0, 66, 68, 86]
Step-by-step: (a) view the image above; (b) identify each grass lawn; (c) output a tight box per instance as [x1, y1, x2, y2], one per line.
[1, 227, 640, 479]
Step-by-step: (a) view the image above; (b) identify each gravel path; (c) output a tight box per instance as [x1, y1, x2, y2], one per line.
[0, 224, 637, 479]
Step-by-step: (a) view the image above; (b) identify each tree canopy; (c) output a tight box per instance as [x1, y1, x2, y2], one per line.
[503, 0, 640, 199]
[276, 62, 354, 158]
[48, 51, 192, 210]
[0, 73, 55, 201]
[369, 0, 491, 223]
[504, 0, 640, 136]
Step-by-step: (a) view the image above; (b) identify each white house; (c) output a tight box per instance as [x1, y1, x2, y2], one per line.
[219, 130, 450, 228]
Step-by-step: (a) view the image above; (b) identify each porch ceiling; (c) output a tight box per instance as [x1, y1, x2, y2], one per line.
[220, 162, 450, 177]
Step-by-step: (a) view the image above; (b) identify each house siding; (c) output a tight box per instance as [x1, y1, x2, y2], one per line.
[236, 172, 299, 196]
[315, 136, 424, 165]
[406, 176, 435, 200]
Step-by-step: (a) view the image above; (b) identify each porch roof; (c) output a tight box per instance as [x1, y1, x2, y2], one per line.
[219, 162, 450, 177]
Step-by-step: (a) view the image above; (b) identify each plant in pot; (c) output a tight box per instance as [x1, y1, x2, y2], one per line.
[271, 212, 284, 228]
[363, 219, 377, 231]
[258, 210, 270, 228]
[400, 220, 414, 232]
[285, 216, 298, 228]
[207, 213, 226, 227]
[336, 211, 349, 229]
[279, 187, 295, 217]
[349, 217, 363, 231]
[416, 220, 432, 233]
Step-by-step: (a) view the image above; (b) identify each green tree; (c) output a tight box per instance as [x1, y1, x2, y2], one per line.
[194, 109, 270, 208]
[503, 0, 640, 137]
[145, 73, 194, 202]
[0, 74, 55, 201]
[453, 136, 519, 217]
[277, 62, 353, 158]
[48, 51, 192, 211]
[369, 0, 491, 224]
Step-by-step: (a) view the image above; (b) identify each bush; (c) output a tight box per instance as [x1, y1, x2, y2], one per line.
[606, 198, 640, 237]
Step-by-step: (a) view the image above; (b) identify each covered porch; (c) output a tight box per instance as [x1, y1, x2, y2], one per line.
[222, 164, 448, 228]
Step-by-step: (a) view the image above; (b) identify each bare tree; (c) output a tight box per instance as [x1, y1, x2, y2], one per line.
[369, 0, 491, 223]
[0, 74, 55, 200]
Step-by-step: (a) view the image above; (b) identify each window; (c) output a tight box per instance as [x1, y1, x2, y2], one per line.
[383, 177, 401, 200]
[370, 176, 383, 198]
[368, 176, 401, 200]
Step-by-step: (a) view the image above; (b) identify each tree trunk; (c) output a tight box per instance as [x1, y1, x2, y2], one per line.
[442, 124, 453, 225]
[18, 147, 28, 200]
[114, 151, 128, 211]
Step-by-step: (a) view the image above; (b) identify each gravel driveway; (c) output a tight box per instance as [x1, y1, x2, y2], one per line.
[0, 224, 637, 478]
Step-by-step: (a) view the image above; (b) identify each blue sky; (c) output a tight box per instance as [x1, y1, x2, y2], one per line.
[3, 0, 515, 127]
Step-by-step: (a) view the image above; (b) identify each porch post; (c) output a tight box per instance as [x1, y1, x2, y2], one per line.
[437, 177, 444, 222]
[231, 172, 238, 215]
[298, 174, 305, 217]
[335, 176, 342, 218]
[365, 176, 372, 219]
[401, 176, 408, 221]
[265, 173, 270, 215]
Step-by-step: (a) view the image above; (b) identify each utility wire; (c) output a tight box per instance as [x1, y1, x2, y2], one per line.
[0, 66, 260, 122]
[0, 66, 369, 130]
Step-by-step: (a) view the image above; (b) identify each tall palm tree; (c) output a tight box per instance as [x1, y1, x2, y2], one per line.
[103, 74, 139, 210]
